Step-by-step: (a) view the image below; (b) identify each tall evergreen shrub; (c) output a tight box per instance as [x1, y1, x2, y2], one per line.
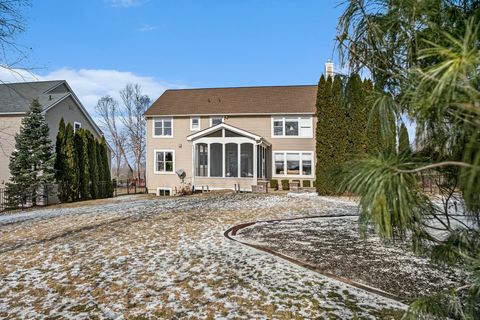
[5, 99, 55, 207]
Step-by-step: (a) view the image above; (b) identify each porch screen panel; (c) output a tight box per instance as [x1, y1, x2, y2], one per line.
[196, 143, 208, 177]
[225, 143, 238, 177]
[210, 143, 222, 177]
[240, 143, 253, 177]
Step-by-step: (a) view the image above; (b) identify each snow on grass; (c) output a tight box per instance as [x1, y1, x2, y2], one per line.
[235, 215, 469, 302]
[0, 193, 405, 319]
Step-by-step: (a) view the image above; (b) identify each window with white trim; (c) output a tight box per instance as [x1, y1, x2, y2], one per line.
[157, 188, 171, 196]
[190, 117, 200, 131]
[273, 151, 313, 176]
[153, 118, 173, 137]
[74, 121, 82, 133]
[272, 116, 312, 137]
[210, 116, 224, 126]
[154, 150, 174, 173]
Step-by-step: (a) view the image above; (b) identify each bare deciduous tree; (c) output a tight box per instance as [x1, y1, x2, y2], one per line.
[95, 95, 133, 179]
[119, 83, 149, 180]
[0, 0, 30, 73]
[96, 84, 150, 180]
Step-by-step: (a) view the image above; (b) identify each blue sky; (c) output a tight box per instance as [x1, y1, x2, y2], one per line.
[18, 0, 342, 89]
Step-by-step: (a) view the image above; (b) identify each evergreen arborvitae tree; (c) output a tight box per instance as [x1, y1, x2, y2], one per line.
[364, 79, 383, 155]
[86, 131, 99, 199]
[99, 137, 113, 197]
[346, 74, 368, 157]
[398, 122, 411, 155]
[63, 123, 79, 202]
[74, 129, 90, 200]
[332, 75, 348, 165]
[5, 99, 55, 207]
[315, 75, 336, 195]
[54, 118, 69, 202]
[95, 139, 105, 198]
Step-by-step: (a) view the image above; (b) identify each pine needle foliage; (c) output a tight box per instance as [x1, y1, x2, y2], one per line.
[5, 99, 55, 207]
[398, 122, 411, 155]
[337, 1, 480, 317]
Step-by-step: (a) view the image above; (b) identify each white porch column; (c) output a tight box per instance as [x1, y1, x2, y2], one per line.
[207, 143, 211, 178]
[192, 143, 195, 186]
[237, 143, 241, 178]
[253, 143, 257, 183]
[222, 143, 225, 178]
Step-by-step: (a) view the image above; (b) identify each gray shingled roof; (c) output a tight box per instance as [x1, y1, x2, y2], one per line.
[0, 80, 65, 113]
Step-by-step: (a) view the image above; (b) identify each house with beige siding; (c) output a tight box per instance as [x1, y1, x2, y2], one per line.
[0, 80, 109, 186]
[145, 85, 318, 195]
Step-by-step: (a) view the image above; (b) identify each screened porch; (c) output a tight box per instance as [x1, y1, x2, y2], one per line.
[187, 123, 270, 190]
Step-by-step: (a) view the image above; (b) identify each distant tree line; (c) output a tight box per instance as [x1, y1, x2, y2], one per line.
[315, 74, 409, 195]
[54, 118, 113, 202]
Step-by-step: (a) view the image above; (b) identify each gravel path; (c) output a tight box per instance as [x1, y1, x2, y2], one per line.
[0, 193, 406, 319]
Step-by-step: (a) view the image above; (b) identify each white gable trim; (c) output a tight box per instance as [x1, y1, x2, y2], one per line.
[187, 123, 259, 141]
[187, 123, 271, 147]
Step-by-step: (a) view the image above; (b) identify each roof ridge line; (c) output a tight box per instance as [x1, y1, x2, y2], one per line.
[166, 84, 317, 91]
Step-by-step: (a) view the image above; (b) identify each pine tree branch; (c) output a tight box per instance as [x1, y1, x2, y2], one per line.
[394, 161, 477, 174]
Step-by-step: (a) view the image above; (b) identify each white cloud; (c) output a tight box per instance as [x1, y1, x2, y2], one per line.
[109, 0, 149, 8]
[139, 24, 157, 32]
[0, 67, 186, 116]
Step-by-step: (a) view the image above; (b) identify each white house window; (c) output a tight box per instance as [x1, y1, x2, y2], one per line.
[210, 116, 224, 126]
[275, 153, 285, 175]
[157, 188, 171, 196]
[190, 117, 200, 131]
[272, 116, 312, 137]
[153, 118, 173, 137]
[273, 151, 314, 177]
[154, 150, 174, 173]
[74, 121, 82, 133]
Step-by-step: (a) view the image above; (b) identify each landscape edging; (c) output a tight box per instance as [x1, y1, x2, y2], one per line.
[224, 214, 407, 305]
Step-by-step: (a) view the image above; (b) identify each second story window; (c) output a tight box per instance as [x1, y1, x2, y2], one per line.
[210, 116, 224, 126]
[153, 117, 173, 137]
[74, 121, 82, 133]
[190, 117, 200, 131]
[272, 116, 312, 138]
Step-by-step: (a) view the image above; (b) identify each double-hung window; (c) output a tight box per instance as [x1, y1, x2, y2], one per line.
[210, 116, 224, 126]
[190, 117, 200, 131]
[74, 121, 82, 133]
[273, 151, 313, 177]
[272, 116, 312, 137]
[154, 150, 174, 174]
[153, 118, 173, 137]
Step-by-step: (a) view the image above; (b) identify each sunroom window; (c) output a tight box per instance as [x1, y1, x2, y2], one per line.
[273, 151, 313, 177]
